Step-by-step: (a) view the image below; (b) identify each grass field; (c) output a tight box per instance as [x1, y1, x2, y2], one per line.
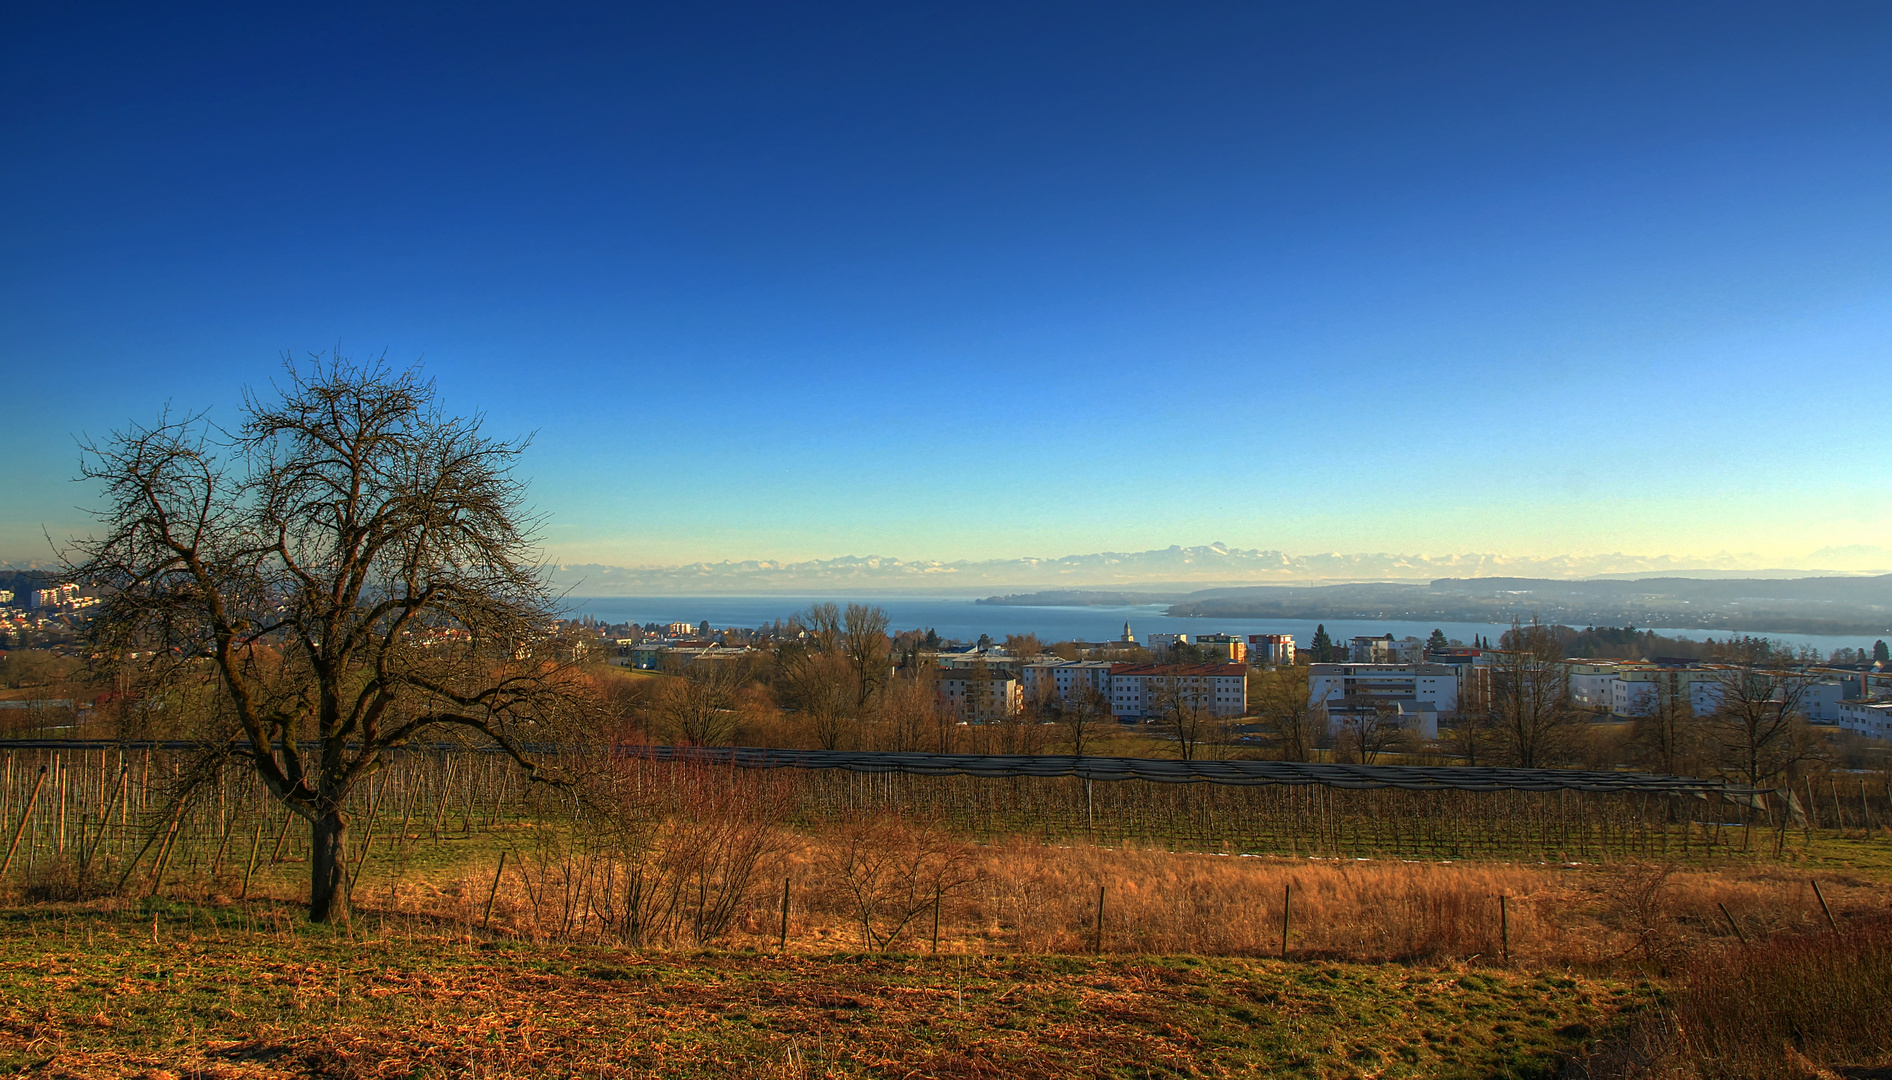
[0, 899, 1647, 1079]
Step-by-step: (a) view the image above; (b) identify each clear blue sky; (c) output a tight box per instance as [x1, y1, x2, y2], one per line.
[4, 2, 1889, 568]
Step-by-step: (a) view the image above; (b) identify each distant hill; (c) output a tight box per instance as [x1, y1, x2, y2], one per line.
[547, 544, 1847, 597]
[1161, 575, 1892, 635]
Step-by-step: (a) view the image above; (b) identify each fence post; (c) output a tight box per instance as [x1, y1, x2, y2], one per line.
[1812, 879, 1839, 935]
[1093, 884, 1105, 955]
[1718, 902, 1748, 945]
[0, 768, 49, 884]
[1280, 883, 1291, 961]
[239, 814, 267, 901]
[782, 877, 794, 952]
[1499, 894, 1510, 965]
[482, 851, 508, 931]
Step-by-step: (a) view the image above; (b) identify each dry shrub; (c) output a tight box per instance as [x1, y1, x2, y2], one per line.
[1571, 916, 1892, 1079]
[813, 813, 974, 951]
[497, 755, 791, 946]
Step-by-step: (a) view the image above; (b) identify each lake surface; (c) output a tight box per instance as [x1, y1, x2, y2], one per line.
[565, 595, 1884, 655]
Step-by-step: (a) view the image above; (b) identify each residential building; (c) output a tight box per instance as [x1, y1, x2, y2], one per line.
[1565, 661, 1628, 710]
[1247, 634, 1294, 666]
[1145, 633, 1188, 653]
[938, 670, 1022, 721]
[1308, 663, 1464, 713]
[1021, 660, 1114, 702]
[1837, 699, 1892, 741]
[1194, 634, 1247, 663]
[1350, 634, 1395, 663]
[1107, 662, 1247, 720]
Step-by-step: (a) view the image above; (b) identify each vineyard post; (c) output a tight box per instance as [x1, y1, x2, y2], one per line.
[0, 767, 48, 884]
[1093, 884, 1105, 955]
[1499, 894, 1509, 965]
[782, 877, 793, 952]
[483, 851, 509, 930]
[1280, 883, 1291, 961]
[1812, 879, 1839, 934]
[240, 813, 267, 900]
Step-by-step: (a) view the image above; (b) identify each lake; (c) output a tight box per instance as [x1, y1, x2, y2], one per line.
[564, 595, 1884, 656]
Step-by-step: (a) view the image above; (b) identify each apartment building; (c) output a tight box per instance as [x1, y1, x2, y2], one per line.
[1247, 634, 1294, 666]
[1194, 634, 1247, 663]
[1308, 663, 1464, 714]
[938, 670, 1023, 721]
[1837, 699, 1892, 741]
[1107, 663, 1248, 720]
[1021, 659, 1114, 701]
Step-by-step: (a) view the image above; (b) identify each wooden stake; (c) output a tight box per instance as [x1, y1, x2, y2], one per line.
[239, 814, 267, 901]
[0, 768, 47, 883]
[1280, 883, 1291, 960]
[1718, 902, 1748, 944]
[1812, 879, 1839, 934]
[1499, 894, 1510, 965]
[782, 877, 794, 952]
[482, 851, 508, 930]
[1093, 884, 1105, 955]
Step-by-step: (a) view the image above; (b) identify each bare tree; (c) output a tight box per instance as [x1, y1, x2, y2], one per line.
[653, 655, 756, 746]
[1485, 619, 1582, 767]
[1002, 633, 1043, 660]
[1331, 698, 1406, 764]
[876, 667, 938, 752]
[71, 355, 583, 922]
[1151, 671, 1223, 761]
[1627, 672, 1702, 776]
[1250, 664, 1316, 761]
[1055, 684, 1112, 757]
[840, 602, 891, 709]
[1703, 644, 1818, 787]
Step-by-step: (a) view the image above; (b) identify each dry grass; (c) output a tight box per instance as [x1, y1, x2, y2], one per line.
[336, 826, 1889, 973]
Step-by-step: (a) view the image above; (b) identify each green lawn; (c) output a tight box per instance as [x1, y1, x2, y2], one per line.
[1, 899, 1652, 1079]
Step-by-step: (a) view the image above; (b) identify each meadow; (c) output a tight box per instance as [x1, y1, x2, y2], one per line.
[2, 743, 1889, 1078]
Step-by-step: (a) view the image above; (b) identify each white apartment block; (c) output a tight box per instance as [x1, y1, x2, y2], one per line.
[1247, 634, 1294, 666]
[1837, 699, 1892, 741]
[1021, 660, 1114, 701]
[937, 671, 1023, 721]
[1307, 663, 1464, 714]
[1565, 662, 1626, 710]
[1144, 633, 1188, 652]
[1106, 663, 1247, 720]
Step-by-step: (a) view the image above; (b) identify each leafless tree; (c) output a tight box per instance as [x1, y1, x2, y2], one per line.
[653, 655, 757, 746]
[1151, 672, 1223, 761]
[1250, 665, 1316, 761]
[70, 355, 585, 922]
[1055, 684, 1112, 757]
[1485, 619, 1582, 767]
[1703, 643, 1819, 788]
[1331, 698, 1406, 764]
[840, 602, 891, 709]
[1627, 673, 1702, 776]
[1003, 633, 1043, 659]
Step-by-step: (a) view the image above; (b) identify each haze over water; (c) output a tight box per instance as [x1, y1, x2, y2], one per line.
[567, 596, 1880, 657]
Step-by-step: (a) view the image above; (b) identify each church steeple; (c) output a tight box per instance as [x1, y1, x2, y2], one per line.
[1122, 620, 1134, 643]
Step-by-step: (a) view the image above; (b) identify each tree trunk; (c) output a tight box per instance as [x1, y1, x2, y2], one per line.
[309, 810, 349, 923]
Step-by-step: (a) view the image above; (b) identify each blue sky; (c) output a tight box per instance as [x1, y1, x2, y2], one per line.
[4, 2, 1890, 569]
